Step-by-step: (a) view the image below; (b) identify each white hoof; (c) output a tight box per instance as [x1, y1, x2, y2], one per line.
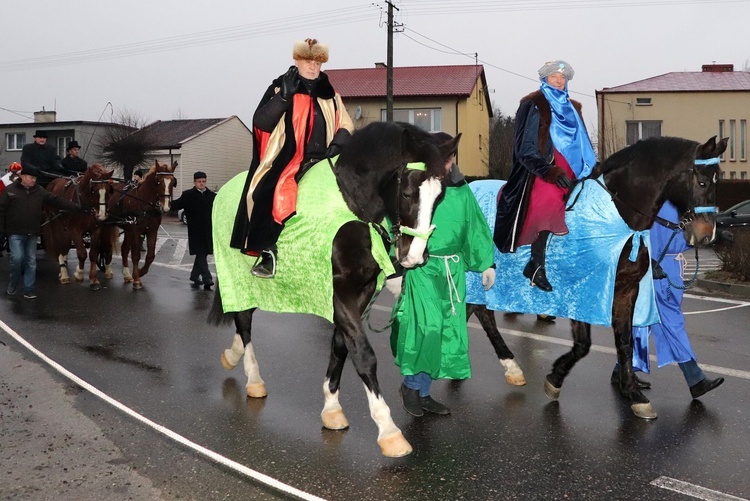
[220, 353, 236, 370]
[246, 383, 267, 398]
[631, 402, 658, 420]
[321, 409, 349, 430]
[378, 431, 412, 457]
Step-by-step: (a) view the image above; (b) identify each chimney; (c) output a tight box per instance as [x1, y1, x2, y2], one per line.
[34, 109, 57, 123]
[375, 62, 387, 69]
[702, 64, 733, 72]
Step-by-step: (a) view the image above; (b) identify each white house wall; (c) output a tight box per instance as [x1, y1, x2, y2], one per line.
[174, 117, 252, 193]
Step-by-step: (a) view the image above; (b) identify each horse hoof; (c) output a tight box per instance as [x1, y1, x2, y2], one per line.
[631, 403, 658, 420]
[378, 431, 412, 457]
[544, 379, 561, 400]
[505, 372, 527, 386]
[104, 272, 114, 279]
[321, 409, 350, 430]
[123, 277, 134, 283]
[60, 278, 70, 285]
[246, 383, 267, 398]
[220, 353, 236, 371]
[132, 282, 143, 290]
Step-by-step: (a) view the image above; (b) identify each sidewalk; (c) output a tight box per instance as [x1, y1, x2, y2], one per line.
[695, 277, 750, 299]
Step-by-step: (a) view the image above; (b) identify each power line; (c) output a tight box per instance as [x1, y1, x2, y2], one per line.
[0, 7, 376, 73]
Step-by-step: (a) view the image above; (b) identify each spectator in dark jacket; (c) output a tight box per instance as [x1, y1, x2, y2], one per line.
[20, 130, 64, 188]
[170, 171, 216, 290]
[0, 165, 82, 299]
[61, 140, 88, 176]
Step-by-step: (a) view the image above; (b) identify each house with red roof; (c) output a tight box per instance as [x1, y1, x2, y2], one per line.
[326, 64, 493, 177]
[596, 64, 750, 180]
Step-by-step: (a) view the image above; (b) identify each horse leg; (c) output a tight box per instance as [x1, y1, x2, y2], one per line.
[127, 230, 143, 289]
[137, 226, 158, 277]
[121, 232, 133, 283]
[330, 223, 411, 457]
[57, 254, 71, 284]
[220, 309, 267, 398]
[321, 327, 350, 430]
[64, 229, 86, 283]
[611, 255, 655, 419]
[87, 230, 102, 290]
[467, 303, 526, 386]
[607, 243, 656, 419]
[544, 320, 592, 400]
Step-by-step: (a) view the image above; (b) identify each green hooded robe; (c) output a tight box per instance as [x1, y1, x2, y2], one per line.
[390, 182, 495, 380]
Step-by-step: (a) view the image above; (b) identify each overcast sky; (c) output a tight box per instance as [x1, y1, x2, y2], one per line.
[2, 0, 749, 139]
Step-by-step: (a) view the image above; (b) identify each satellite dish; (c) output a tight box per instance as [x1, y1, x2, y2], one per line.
[353, 106, 362, 120]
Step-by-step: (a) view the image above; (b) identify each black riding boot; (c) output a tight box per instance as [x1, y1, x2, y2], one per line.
[251, 248, 277, 279]
[523, 232, 553, 292]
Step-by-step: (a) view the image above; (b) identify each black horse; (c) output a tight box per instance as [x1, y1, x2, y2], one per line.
[209, 121, 459, 457]
[467, 136, 727, 419]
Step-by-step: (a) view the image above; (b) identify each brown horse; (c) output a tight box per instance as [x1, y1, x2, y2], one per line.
[107, 160, 176, 289]
[43, 164, 116, 289]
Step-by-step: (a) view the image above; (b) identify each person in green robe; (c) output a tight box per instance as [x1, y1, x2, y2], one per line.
[390, 134, 496, 417]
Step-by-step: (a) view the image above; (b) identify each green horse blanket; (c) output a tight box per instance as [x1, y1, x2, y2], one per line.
[213, 158, 395, 323]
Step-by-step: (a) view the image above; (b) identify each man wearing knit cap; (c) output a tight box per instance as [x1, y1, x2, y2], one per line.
[171, 171, 216, 290]
[231, 38, 354, 278]
[494, 59, 596, 292]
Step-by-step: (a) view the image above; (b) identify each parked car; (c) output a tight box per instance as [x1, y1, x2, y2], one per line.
[178, 209, 187, 225]
[716, 200, 750, 229]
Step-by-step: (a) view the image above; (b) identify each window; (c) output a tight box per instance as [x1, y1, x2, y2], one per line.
[5, 133, 26, 151]
[626, 121, 661, 145]
[741, 120, 746, 161]
[729, 171, 736, 179]
[381, 108, 442, 132]
[741, 172, 747, 180]
[635, 97, 652, 106]
[729, 120, 736, 161]
[56, 136, 73, 157]
[719, 120, 725, 160]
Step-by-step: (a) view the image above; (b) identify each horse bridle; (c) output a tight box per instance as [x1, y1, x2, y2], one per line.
[579, 156, 721, 229]
[389, 161, 437, 242]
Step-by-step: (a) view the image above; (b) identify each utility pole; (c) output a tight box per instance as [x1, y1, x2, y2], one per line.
[386, 1, 399, 122]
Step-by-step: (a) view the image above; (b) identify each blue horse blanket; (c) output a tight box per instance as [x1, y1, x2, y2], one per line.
[465, 179, 659, 327]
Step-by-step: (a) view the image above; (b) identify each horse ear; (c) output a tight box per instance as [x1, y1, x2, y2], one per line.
[697, 135, 727, 158]
[172, 161, 178, 172]
[441, 133, 462, 160]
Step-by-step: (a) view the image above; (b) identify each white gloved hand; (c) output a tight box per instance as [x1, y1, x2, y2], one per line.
[385, 275, 403, 298]
[482, 267, 496, 290]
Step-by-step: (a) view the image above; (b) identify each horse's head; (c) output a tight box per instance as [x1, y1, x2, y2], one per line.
[152, 160, 177, 213]
[392, 129, 461, 268]
[670, 136, 727, 246]
[81, 163, 115, 221]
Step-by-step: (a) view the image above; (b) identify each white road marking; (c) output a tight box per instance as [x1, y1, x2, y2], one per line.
[683, 293, 750, 315]
[168, 237, 188, 265]
[651, 476, 748, 501]
[0, 321, 327, 501]
[370, 304, 750, 380]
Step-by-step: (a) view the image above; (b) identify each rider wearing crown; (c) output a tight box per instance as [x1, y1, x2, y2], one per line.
[493, 60, 597, 292]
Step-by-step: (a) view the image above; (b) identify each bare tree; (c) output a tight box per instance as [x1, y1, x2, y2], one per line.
[488, 108, 514, 179]
[97, 109, 156, 180]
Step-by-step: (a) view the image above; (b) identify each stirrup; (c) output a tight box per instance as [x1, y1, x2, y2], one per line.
[251, 250, 276, 279]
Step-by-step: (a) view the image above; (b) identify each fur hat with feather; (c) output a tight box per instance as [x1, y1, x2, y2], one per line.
[293, 38, 329, 63]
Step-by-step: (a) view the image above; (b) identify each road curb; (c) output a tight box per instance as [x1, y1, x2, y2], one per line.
[695, 278, 750, 299]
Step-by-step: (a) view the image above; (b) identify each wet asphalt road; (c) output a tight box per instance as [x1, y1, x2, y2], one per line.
[1, 220, 749, 500]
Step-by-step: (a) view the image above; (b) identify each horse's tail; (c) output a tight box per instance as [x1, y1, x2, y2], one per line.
[207, 280, 234, 326]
